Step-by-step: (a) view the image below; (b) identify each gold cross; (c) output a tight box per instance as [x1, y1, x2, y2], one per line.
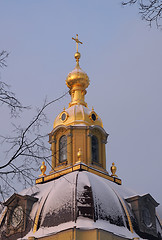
[72, 34, 83, 52]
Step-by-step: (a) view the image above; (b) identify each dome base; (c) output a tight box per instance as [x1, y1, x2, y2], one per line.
[36, 162, 122, 185]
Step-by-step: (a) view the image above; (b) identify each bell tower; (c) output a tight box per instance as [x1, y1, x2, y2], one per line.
[36, 35, 121, 185]
[49, 34, 108, 174]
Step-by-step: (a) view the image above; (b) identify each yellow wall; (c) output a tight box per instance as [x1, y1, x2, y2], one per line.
[28, 228, 131, 240]
[49, 125, 108, 174]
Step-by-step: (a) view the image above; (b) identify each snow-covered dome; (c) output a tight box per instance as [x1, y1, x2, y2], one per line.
[1, 170, 162, 240]
[5, 170, 159, 240]
[30, 171, 129, 229]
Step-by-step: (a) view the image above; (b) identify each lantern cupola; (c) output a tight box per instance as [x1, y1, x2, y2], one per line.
[47, 35, 117, 184]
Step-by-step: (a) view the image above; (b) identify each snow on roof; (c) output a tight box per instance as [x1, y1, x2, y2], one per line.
[17, 171, 136, 238]
[1, 170, 161, 240]
[20, 218, 141, 240]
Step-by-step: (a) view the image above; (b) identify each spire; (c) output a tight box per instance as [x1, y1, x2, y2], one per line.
[72, 34, 82, 67]
[66, 34, 90, 107]
[72, 34, 83, 54]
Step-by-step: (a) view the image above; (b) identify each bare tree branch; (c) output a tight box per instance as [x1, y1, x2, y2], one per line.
[0, 81, 27, 116]
[0, 91, 68, 201]
[0, 50, 28, 116]
[122, 0, 162, 28]
[0, 51, 9, 68]
[0, 50, 70, 202]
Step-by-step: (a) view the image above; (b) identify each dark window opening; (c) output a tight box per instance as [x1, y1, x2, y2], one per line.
[61, 113, 66, 121]
[91, 135, 99, 163]
[59, 135, 67, 163]
[91, 113, 96, 121]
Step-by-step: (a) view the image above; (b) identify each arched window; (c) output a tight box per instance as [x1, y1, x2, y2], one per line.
[59, 135, 67, 163]
[91, 135, 99, 163]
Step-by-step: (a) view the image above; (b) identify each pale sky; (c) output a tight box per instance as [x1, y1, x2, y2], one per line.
[0, 1, 162, 205]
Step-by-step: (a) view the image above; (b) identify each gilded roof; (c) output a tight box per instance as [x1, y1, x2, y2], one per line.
[53, 104, 103, 128]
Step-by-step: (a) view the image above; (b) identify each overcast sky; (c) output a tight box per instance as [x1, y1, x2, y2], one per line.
[0, 1, 162, 205]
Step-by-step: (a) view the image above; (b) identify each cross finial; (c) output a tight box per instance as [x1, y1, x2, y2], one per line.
[72, 34, 83, 52]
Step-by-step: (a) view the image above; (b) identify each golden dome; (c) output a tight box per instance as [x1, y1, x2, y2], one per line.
[66, 49, 90, 107]
[53, 105, 103, 128]
[66, 62, 90, 90]
[66, 51, 90, 91]
[53, 34, 103, 129]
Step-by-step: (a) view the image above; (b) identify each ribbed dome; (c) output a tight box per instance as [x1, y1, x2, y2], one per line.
[1, 171, 162, 240]
[18, 171, 138, 238]
[53, 104, 103, 128]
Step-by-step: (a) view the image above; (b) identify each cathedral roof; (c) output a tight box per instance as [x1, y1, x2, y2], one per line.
[2, 170, 160, 240]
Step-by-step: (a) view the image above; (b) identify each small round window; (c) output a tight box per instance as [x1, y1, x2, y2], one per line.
[89, 111, 98, 122]
[60, 112, 68, 122]
[61, 113, 66, 121]
[91, 113, 96, 121]
[142, 207, 152, 228]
